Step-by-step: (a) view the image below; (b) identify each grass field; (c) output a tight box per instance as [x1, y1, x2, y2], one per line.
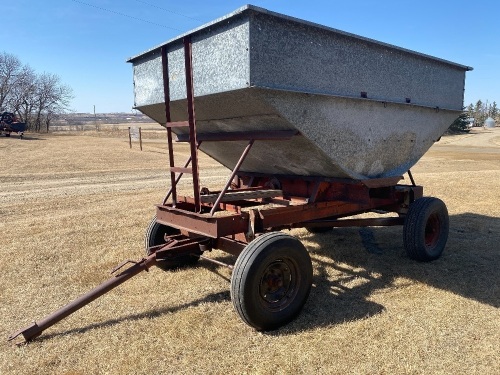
[1, 128, 499, 374]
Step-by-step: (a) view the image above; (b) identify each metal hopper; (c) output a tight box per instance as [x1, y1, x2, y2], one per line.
[128, 5, 471, 179]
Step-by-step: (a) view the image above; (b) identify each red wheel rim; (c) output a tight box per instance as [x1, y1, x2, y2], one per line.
[425, 213, 441, 248]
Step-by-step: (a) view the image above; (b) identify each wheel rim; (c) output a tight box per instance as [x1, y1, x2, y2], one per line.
[424, 213, 441, 248]
[259, 259, 298, 311]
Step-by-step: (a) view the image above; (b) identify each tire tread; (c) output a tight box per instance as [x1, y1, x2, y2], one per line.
[231, 232, 312, 330]
[403, 197, 449, 262]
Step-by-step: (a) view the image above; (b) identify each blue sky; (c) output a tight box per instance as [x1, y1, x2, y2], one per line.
[2, 0, 498, 113]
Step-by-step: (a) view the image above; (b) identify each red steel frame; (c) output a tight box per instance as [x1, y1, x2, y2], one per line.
[161, 37, 201, 212]
[155, 175, 423, 255]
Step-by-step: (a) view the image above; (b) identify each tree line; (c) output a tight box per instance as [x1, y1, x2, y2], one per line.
[0, 51, 72, 132]
[466, 100, 498, 126]
[449, 100, 498, 132]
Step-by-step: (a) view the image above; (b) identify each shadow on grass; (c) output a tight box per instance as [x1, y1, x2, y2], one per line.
[30, 212, 500, 340]
[35, 290, 230, 342]
[272, 212, 500, 334]
[3, 134, 47, 141]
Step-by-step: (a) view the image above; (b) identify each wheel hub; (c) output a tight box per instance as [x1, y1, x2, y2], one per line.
[259, 261, 292, 304]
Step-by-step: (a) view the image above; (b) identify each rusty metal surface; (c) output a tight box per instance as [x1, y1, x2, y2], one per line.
[156, 177, 421, 238]
[200, 189, 282, 203]
[183, 37, 202, 212]
[156, 204, 249, 238]
[209, 140, 254, 216]
[215, 237, 246, 256]
[300, 217, 405, 229]
[257, 200, 385, 229]
[237, 174, 404, 204]
[161, 45, 178, 206]
[198, 254, 234, 270]
[154, 236, 207, 261]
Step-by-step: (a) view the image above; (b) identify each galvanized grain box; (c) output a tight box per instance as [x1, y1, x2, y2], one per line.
[128, 5, 471, 179]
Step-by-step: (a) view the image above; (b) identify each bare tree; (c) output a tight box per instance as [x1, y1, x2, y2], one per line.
[9, 67, 37, 121]
[1, 51, 73, 132]
[31, 73, 73, 132]
[0, 52, 32, 111]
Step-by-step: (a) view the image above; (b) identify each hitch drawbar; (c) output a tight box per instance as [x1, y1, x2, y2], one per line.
[8, 254, 158, 343]
[9, 235, 209, 343]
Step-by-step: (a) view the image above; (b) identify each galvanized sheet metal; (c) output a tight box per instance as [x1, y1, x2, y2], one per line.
[128, 5, 471, 179]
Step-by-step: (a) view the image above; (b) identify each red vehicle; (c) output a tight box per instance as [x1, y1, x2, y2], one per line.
[1, 112, 26, 138]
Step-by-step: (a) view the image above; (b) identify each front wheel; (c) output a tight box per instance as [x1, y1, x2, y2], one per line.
[403, 197, 449, 261]
[231, 232, 313, 331]
[144, 215, 198, 270]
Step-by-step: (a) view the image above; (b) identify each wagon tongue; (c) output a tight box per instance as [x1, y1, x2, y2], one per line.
[8, 322, 42, 343]
[8, 235, 209, 343]
[8, 253, 158, 343]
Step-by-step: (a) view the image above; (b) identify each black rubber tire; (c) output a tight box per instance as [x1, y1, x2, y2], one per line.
[144, 215, 198, 270]
[230, 232, 313, 331]
[403, 197, 449, 262]
[5, 133, 10, 137]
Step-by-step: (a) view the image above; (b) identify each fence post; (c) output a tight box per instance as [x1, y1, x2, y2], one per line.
[139, 127, 143, 151]
[128, 127, 132, 148]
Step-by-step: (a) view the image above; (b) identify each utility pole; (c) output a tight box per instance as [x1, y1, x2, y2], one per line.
[94, 105, 98, 131]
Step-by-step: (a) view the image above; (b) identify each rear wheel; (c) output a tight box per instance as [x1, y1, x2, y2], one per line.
[144, 215, 198, 270]
[403, 197, 449, 261]
[231, 232, 313, 331]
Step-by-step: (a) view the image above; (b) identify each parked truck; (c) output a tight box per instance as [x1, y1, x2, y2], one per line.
[1, 112, 26, 138]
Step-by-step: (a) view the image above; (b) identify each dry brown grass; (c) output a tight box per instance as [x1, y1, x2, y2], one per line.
[1, 129, 499, 374]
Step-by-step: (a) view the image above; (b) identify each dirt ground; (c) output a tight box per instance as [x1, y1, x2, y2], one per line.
[0, 127, 499, 374]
